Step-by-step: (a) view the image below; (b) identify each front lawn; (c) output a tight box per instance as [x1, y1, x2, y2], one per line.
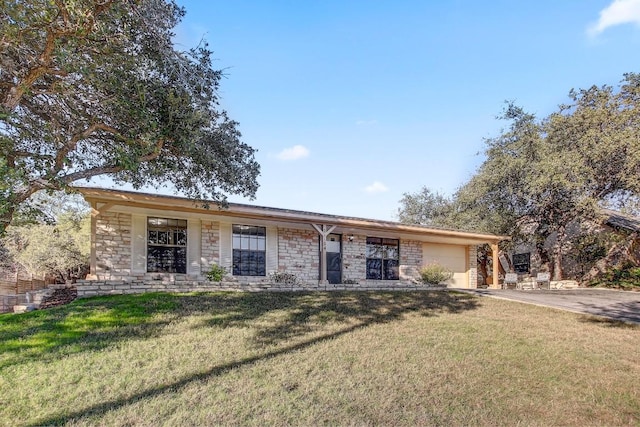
[0, 291, 638, 426]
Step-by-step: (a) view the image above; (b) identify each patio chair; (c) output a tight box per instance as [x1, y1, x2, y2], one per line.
[503, 273, 518, 290]
[535, 272, 551, 290]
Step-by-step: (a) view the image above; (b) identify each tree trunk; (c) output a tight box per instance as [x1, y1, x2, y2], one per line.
[552, 225, 567, 281]
[534, 234, 551, 274]
[0, 206, 17, 236]
[477, 245, 489, 286]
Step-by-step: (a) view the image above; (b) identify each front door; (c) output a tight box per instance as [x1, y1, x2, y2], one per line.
[325, 234, 342, 284]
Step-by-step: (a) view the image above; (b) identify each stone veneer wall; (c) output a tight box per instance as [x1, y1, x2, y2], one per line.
[468, 245, 478, 289]
[399, 239, 422, 281]
[342, 236, 424, 286]
[74, 279, 445, 297]
[277, 227, 319, 282]
[342, 234, 366, 282]
[95, 212, 132, 279]
[201, 220, 220, 274]
[91, 211, 474, 290]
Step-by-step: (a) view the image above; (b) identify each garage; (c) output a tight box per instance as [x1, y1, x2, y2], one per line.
[422, 243, 468, 288]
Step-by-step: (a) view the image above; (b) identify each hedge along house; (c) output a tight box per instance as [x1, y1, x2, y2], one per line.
[76, 187, 508, 295]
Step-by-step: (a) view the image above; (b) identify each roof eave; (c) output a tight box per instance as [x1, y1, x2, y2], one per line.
[75, 186, 509, 244]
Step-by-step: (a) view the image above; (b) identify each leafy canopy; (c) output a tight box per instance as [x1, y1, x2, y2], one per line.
[399, 73, 640, 279]
[0, 192, 91, 280]
[0, 0, 260, 234]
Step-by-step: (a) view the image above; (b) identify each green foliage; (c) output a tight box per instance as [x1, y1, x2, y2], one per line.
[418, 264, 453, 285]
[589, 264, 640, 290]
[268, 271, 300, 285]
[0, 0, 259, 234]
[397, 187, 454, 227]
[205, 264, 227, 282]
[400, 73, 640, 279]
[3, 206, 90, 281]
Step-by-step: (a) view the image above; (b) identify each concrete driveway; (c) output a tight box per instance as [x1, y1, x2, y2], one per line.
[457, 288, 640, 324]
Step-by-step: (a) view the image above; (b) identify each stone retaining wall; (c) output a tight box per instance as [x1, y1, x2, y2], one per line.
[75, 279, 445, 297]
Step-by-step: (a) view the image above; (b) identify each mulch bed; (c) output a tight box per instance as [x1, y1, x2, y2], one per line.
[39, 286, 78, 309]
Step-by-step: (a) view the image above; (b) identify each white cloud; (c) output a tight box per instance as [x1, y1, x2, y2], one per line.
[588, 0, 640, 36]
[364, 181, 389, 194]
[276, 145, 310, 161]
[355, 119, 378, 126]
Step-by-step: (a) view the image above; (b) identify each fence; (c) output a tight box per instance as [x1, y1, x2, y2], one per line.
[0, 271, 55, 313]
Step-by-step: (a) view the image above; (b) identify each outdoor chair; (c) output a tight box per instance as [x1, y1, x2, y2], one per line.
[535, 272, 551, 290]
[503, 273, 518, 290]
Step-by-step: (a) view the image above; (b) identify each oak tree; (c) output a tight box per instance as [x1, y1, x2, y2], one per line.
[0, 0, 260, 234]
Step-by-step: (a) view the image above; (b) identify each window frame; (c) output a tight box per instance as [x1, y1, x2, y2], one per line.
[146, 217, 188, 274]
[232, 224, 267, 276]
[365, 237, 400, 280]
[513, 252, 531, 274]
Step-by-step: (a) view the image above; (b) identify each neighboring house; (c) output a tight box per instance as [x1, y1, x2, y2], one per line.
[507, 209, 640, 281]
[76, 187, 507, 294]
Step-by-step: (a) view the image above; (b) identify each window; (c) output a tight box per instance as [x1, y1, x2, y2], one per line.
[513, 252, 531, 274]
[232, 225, 266, 276]
[147, 217, 187, 273]
[366, 237, 399, 280]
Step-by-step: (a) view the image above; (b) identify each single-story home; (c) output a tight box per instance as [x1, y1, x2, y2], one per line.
[76, 187, 508, 295]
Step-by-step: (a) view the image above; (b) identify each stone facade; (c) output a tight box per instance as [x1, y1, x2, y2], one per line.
[74, 279, 446, 297]
[468, 245, 478, 289]
[95, 212, 132, 279]
[399, 239, 422, 281]
[89, 210, 478, 293]
[200, 220, 220, 274]
[342, 234, 367, 282]
[277, 227, 319, 282]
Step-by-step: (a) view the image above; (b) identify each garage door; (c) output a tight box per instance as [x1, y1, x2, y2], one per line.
[422, 243, 468, 288]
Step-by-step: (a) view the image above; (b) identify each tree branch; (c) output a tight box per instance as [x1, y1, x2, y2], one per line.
[54, 123, 121, 172]
[60, 165, 123, 183]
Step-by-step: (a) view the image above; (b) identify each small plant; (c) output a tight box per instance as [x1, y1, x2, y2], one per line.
[269, 271, 299, 285]
[206, 264, 226, 282]
[418, 263, 453, 285]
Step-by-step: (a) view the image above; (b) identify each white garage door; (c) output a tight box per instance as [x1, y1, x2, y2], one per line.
[422, 243, 468, 288]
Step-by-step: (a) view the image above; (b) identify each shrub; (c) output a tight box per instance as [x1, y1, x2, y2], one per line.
[269, 271, 299, 285]
[589, 264, 640, 290]
[206, 264, 226, 282]
[418, 263, 453, 285]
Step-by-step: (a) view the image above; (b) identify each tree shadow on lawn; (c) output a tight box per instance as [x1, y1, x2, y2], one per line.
[192, 291, 481, 347]
[1, 291, 479, 372]
[577, 300, 640, 328]
[26, 290, 479, 426]
[0, 293, 183, 370]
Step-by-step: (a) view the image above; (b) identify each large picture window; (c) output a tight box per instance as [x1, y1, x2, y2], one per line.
[147, 217, 187, 273]
[366, 237, 399, 280]
[232, 225, 266, 276]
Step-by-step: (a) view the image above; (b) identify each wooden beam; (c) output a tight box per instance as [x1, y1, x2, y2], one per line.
[491, 243, 500, 289]
[312, 224, 336, 284]
[90, 202, 97, 277]
[91, 202, 115, 217]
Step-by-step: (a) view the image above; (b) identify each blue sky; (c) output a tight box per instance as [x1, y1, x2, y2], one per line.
[125, 0, 640, 220]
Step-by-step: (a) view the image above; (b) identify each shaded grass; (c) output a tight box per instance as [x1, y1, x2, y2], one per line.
[0, 291, 638, 426]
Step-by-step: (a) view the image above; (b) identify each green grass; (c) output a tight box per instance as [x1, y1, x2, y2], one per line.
[0, 291, 638, 426]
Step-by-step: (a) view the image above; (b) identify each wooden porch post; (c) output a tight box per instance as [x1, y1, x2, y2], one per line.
[90, 202, 97, 277]
[312, 224, 336, 284]
[491, 243, 500, 289]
